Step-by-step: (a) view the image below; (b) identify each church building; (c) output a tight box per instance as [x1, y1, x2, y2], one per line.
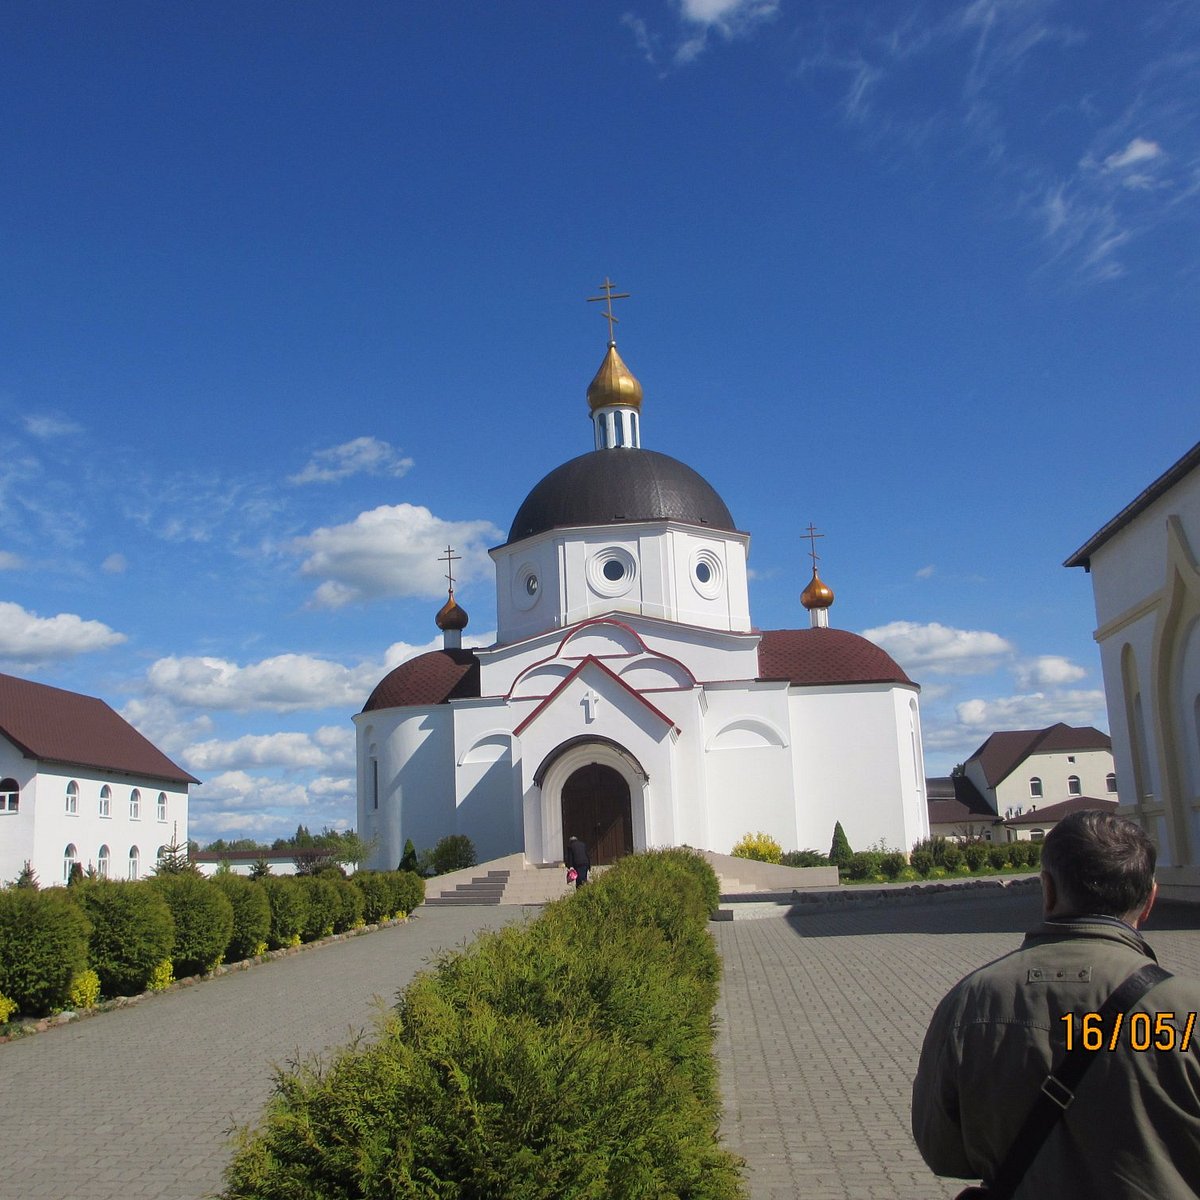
[356, 295, 929, 869]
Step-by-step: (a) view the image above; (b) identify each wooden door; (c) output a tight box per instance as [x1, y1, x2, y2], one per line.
[561, 763, 633, 866]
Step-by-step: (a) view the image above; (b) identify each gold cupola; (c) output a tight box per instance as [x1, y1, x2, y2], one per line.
[801, 568, 834, 628]
[587, 343, 643, 413]
[436, 588, 469, 649]
[586, 277, 643, 450]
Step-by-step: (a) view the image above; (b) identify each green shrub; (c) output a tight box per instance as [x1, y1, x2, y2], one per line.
[941, 843, 965, 872]
[1006, 841, 1028, 867]
[328, 876, 365, 933]
[781, 849, 828, 867]
[730, 831, 783, 864]
[430, 834, 476, 875]
[296, 875, 341, 942]
[221, 848, 740, 1200]
[398, 837, 418, 873]
[147, 959, 174, 991]
[909, 849, 935, 877]
[1026, 840, 1043, 866]
[353, 871, 393, 924]
[829, 821, 853, 868]
[880, 851, 907, 880]
[261, 877, 305, 948]
[72, 880, 174, 997]
[388, 870, 426, 917]
[964, 842, 990, 871]
[846, 850, 884, 880]
[987, 845, 1010, 869]
[151, 875, 235, 977]
[213, 875, 272, 963]
[67, 967, 101, 1010]
[0, 889, 91, 1016]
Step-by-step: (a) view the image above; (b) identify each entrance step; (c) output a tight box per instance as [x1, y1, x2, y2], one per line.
[424, 869, 511, 907]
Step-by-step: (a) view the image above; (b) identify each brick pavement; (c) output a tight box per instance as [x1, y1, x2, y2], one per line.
[2, 893, 1197, 1200]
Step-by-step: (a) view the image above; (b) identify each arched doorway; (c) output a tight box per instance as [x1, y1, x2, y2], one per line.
[561, 763, 633, 865]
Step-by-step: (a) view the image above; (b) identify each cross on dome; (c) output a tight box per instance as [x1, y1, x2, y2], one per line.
[587, 276, 630, 346]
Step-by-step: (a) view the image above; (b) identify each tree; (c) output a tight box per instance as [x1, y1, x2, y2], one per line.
[292, 828, 372, 876]
[950, 762, 966, 778]
[249, 856, 272, 880]
[829, 821, 853, 869]
[154, 826, 202, 877]
[430, 834, 476, 876]
[12, 861, 39, 889]
[399, 838, 418, 873]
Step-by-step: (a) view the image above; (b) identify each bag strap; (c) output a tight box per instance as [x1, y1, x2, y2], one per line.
[986, 962, 1172, 1199]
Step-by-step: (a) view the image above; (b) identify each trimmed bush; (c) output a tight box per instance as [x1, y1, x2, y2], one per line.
[880, 851, 907, 880]
[987, 845, 1010, 869]
[151, 875, 235, 977]
[0, 888, 91, 1016]
[67, 967, 101, 1010]
[213, 875, 272, 962]
[829, 821, 853, 868]
[72, 879, 174, 998]
[941, 842, 965, 872]
[147, 959, 174, 991]
[261, 877, 305, 948]
[328, 875, 365, 933]
[296, 875, 341, 942]
[221, 848, 740, 1199]
[781, 849, 828, 867]
[430, 834, 476, 875]
[353, 871, 393, 924]
[963, 842, 989, 871]
[730, 831, 783, 864]
[388, 870, 425, 917]
[0, 992, 17, 1024]
[1026, 840, 1043, 866]
[846, 850, 884, 880]
[909, 849, 935, 877]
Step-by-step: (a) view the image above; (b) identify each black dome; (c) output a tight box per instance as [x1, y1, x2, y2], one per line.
[506, 448, 737, 545]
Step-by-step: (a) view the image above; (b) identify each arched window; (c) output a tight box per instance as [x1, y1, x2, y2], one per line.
[157, 792, 167, 822]
[97, 845, 110, 878]
[1029, 777, 1043, 799]
[0, 777, 18, 814]
[1030, 829, 1046, 841]
[63, 844, 77, 883]
[1068, 775, 1082, 796]
[129, 788, 141, 820]
[99, 785, 112, 818]
[65, 780, 79, 815]
[156, 845, 167, 865]
[1106, 772, 1118, 794]
[128, 846, 140, 880]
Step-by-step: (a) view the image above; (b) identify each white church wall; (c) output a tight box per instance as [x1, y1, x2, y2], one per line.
[452, 701, 524, 863]
[491, 533, 563, 645]
[665, 528, 752, 632]
[0, 737, 35, 884]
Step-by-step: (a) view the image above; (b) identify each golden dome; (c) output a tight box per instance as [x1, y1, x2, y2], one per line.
[801, 568, 834, 610]
[435, 590, 469, 632]
[587, 343, 643, 412]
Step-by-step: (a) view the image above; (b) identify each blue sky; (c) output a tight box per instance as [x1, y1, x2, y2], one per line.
[2, 1, 1197, 848]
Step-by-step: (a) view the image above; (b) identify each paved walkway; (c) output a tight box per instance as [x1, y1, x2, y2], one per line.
[2, 893, 1198, 1200]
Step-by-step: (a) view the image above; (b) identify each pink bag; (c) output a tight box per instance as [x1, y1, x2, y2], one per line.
[566, 867, 578, 882]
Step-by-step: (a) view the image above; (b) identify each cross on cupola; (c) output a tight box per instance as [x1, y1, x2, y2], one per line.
[434, 545, 469, 649]
[800, 523, 835, 628]
[585, 277, 643, 452]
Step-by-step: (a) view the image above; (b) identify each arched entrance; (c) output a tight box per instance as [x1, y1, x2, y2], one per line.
[561, 762, 633, 865]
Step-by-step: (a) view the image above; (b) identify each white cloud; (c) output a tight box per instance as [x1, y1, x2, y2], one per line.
[101, 553, 127, 574]
[186, 769, 354, 846]
[915, 564, 936, 579]
[291, 503, 502, 608]
[289, 436, 415, 485]
[625, 0, 777, 68]
[0, 600, 126, 663]
[1103, 137, 1163, 171]
[1013, 655, 1087, 688]
[0, 550, 22, 570]
[183, 725, 354, 772]
[955, 688, 1107, 729]
[861, 619, 1014, 676]
[23, 413, 83, 439]
[119, 698, 214, 758]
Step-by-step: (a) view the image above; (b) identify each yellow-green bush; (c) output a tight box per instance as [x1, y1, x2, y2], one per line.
[0, 991, 19, 1024]
[221, 848, 742, 1199]
[730, 831, 783, 864]
[147, 958, 174, 991]
[67, 968, 101, 1010]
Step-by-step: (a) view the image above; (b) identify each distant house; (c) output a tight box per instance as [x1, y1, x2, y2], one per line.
[1066, 439, 1200, 903]
[0, 672, 197, 887]
[191, 849, 299, 878]
[925, 775, 1001, 842]
[962, 723, 1116, 826]
[1003, 795, 1119, 843]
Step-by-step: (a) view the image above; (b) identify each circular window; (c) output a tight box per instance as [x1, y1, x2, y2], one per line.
[513, 562, 542, 611]
[690, 548, 723, 599]
[587, 547, 637, 598]
[526, 574, 539, 595]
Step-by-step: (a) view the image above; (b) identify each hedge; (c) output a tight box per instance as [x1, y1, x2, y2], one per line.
[151, 875, 235, 977]
[260, 877, 306, 949]
[353, 871, 394, 924]
[213, 874, 272, 962]
[72, 879, 175, 997]
[0, 888, 91, 1016]
[388, 869, 425, 917]
[220, 848, 742, 1199]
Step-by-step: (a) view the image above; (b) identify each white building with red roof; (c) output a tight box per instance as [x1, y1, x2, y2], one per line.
[355, 322, 929, 869]
[0, 672, 197, 886]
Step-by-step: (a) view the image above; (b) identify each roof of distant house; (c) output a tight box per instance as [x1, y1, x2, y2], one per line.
[926, 774, 997, 827]
[968, 723, 1111, 789]
[1004, 796, 1118, 826]
[1065, 439, 1200, 570]
[0, 671, 198, 784]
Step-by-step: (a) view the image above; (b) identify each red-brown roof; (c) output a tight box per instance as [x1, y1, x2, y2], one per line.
[925, 775, 995, 827]
[0, 672, 198, 784]
[361, 649, 481, 712]
[1004, 796, 1118, 826]
[757, 628, 914, 687]
[969, 723, 1111, 789]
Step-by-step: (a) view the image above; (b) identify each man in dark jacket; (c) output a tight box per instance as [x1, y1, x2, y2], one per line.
[564, 835, 589, 888]
[912, 809, 1200, 1198]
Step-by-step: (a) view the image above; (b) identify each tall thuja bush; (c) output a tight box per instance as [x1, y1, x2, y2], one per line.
[213, 874, 272, 962]
[261, 877, 305, 948]
[0, 888, 91, 1016]
[221, 848, 743, 1200]
[352, 871, 393, 924]
[151, 875, 234, 976]
[72, 880, 175, 997]
[829, 821, 852, 869]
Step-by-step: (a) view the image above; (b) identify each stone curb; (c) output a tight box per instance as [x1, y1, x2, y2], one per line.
[0, 913, 413, 1045]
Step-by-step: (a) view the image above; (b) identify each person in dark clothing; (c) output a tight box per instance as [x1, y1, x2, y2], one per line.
[565, 835, 590, 888]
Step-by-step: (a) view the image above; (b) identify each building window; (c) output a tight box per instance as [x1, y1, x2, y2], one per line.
[1067, 755, 1076, 763]
[0, 777, 18, 814]
[99, 785, 112, 818]
[1106, 773, 1117, 794]
[1029, 777, 1043, 798]
[130, 788, 141, 820]
[128, 846, 140, 880]
[97, 845, 110, 878]
[1030, 829, 1046, 841]
[63, 844, 77, 883]
[157, 792, 167, 821]
[156, 845, 167, 866]
[1068, 775, 1082, 796]
[66, 780, 79, 815]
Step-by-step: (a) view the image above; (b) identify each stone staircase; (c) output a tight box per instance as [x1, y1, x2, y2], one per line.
[422, 858, 576, 907]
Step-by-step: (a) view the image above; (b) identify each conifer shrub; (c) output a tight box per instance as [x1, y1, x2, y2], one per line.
[909, 849, 935, 877]
[398, 837, 418, 873]
[388, 869, 425, 917]
[213, 874, 272, 963]
[987, 845, 1010, 870]
[730, 831, 783, 864]
[829, 821, 853, 869]
[0, 888, 91, 1016]
[261, 877, 305, 948]
[963, 842, 990, 871]
[296, 875, 341, 941]
[72, 879, 174, 997]
[941, 842, 965, 872]
[150, 875, 235, 976]
[220, 849, 741, 1200]
[352, 871, 392, 923]
[846, 850, 884, 880]
[880, 851, 907, 880]
[782, 849, 829, 867]
[1026, 840, 1043, 866]
[327, 875, 365, 933]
